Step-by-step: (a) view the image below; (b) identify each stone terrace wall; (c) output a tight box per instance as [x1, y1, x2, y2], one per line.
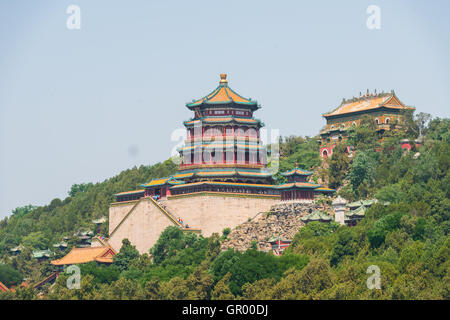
[109, 201, 138, 233]
[108, 193, 280, 254]
[108, 198, 174, 254]
[164, 193, 280, 237]
[221, 201, 333, 252]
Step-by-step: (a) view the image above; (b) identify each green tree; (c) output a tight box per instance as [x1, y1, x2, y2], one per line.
[330, 228, 359, 267]
[101, 278, 145, 300]
[144, 277, 162, 300]
[328, 143, 350, 190]
[79, 262, 120, 286]
[367, 212, 403, 248]
[348, 151, 377, 197]
[113, 239, 140, 272]
[68, 183, 93, 197]
[347, 115, 379, 151]
[211, 273, 235, 300]
[0, 264, 23, 287]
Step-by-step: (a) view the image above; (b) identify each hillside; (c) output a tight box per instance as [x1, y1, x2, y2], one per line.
[0, 115, 448, 299]
[0, 160, 178, 282]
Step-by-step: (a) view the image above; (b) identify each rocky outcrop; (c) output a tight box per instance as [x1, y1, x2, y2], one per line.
[221, 201, 333, 252]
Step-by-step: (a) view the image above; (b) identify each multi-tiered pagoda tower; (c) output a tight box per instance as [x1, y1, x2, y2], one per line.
[116, 74, 276, 199]
[178, 73, 272, 184]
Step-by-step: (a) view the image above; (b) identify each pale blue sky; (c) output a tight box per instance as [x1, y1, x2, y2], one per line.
[1, 0, 449, 218]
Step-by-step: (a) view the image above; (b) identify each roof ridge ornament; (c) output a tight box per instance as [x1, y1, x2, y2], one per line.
[219, 73, 228, 85]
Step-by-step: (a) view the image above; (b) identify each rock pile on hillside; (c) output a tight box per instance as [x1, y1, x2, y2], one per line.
[221, 201, 333, 252]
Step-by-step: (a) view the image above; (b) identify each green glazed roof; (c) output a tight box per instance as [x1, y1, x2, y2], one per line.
[32, 249, 53, 259]
[276, 182, 321, 190]
[301, 210, 332, 222]
[346, 205, 366, 218]
[281, 167, 313, 177]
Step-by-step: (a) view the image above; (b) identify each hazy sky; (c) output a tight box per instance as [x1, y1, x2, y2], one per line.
[1, 0, 449, 218]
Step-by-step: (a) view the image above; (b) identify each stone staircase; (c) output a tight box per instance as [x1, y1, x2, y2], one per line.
[151, 198, 193, 229]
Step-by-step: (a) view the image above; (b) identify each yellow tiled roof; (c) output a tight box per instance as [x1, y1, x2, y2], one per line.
[173, 172, 195, 179]
[187, 74, 257, 108]
[141, 176, 185, 187]
[189, 75, 253, 106]
[315, 187, 335, 192]
[115, 189, 145, 196]
[51, 246, 116, 266]
[145, 178, 171, 186]
[323, 93, 414, 117]
[237, 170, 271, 176]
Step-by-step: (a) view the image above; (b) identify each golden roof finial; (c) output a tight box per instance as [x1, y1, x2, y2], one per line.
[219, 73, 228, 84]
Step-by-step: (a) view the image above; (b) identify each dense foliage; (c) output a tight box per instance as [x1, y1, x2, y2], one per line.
[0, 159, 178, 283]
[0, 114, 448, 300]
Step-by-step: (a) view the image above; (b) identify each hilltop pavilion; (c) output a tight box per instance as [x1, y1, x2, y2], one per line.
[319, 90, 415, 158]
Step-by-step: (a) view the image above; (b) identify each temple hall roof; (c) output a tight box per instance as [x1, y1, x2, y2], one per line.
[281, 167, 313, 177]
[114, 189, 145, 196]
[267, 234, 292, 244]
[10, 244, 24, 253]
[186, 74, 259, 109]
[52, 241, 68, 249]
[347, 199, 377, 209]
[346, 205, 366, 218]
[301, 210, 332, 223]
[92, 217, 107, 224]
[276, 182, 321, 190]
[51, 246, 116, 266]
[323, 91, 414, 118]
[141, 176, 185, 188]
[32, 249, 54, 259]
[315, 186, 336, 193]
